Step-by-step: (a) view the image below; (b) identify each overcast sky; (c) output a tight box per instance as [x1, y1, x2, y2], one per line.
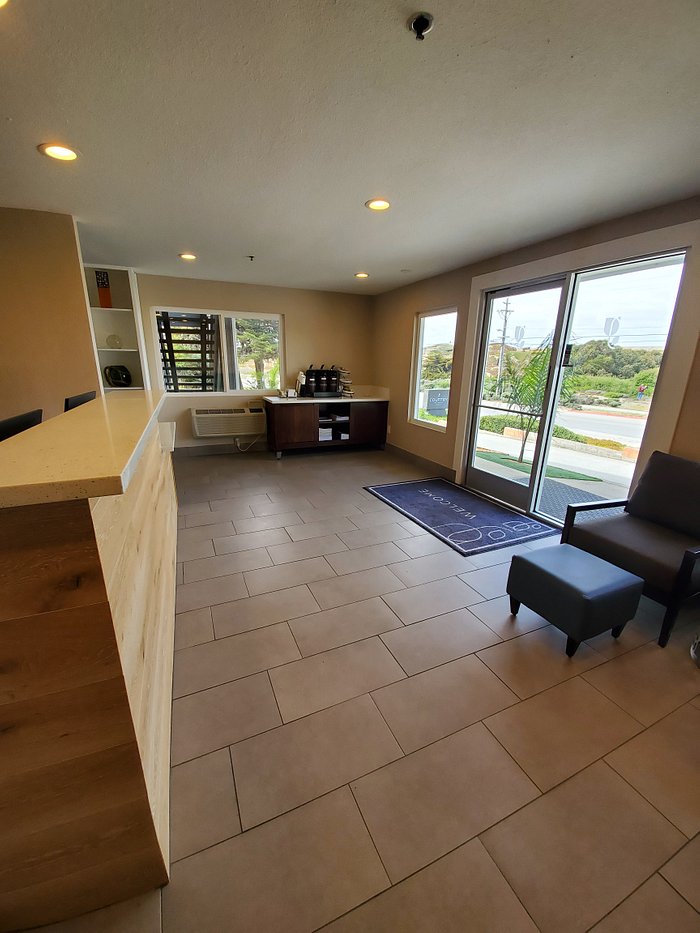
[424, 254, 685, 350]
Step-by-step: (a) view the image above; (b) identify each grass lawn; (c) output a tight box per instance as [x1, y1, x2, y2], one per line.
[476, 450, 602, 482]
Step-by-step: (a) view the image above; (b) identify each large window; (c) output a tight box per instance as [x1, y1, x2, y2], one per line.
[410, 309, 458, 429]
[155, 309, 282, 393]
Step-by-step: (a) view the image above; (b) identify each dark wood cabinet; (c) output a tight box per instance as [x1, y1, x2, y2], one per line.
[264, 399, 388, 457]
[350, 402, 388, 444]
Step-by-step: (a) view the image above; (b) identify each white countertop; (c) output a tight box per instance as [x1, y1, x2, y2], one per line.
[263, 396, 388, 405]
[0, 390, 165, 508]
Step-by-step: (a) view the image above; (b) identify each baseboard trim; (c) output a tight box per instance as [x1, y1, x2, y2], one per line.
[385, 443, 456, 481]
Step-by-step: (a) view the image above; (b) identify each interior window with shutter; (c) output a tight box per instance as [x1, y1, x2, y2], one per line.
[156, 311, 223, 392]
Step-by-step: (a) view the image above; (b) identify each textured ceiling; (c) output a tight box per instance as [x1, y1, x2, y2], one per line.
[1, 0, 699, 294]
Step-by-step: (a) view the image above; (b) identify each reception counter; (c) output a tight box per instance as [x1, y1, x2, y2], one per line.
[0, 392, 177, 930]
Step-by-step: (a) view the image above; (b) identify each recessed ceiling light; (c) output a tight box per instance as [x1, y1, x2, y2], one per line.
[0, 1, 10, 8]
[179, 252, 197, 261]
[38, 143, 78, 161]
[365, 199, 390, 211]
[355, 272, 369, 279]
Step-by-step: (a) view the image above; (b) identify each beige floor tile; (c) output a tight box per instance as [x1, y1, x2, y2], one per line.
[173, 623, 300, 697]
[251, 496, 313, 516]
[591, 874, 700, 932]
[170, 749, 241, 861]
[234, 511, 303, 534]
[310, 566, 405, 610]
[337, 522, 415, 549]
[485, 677, 642, 791]
[209, 486, 281, 505]
[350, 509, 412, 529]
[325, 838, 537, 933]
[458, 562, 511, 599]
[175, 572, 247, 613]
[660, 834, 700, 911]
[481, 761, 685, 933]
[267, 534, 347, 564]
[287, 516, 358, 541]
[29, 891, 161, 933]
[465, 542, 533, 569]
[605, 704, 700, 837]
[477, 626, 604, 699]
[213, 527, 291, 555]
[179, 500, 213, 516]
[270, 637, 406, 721]
[177, 520, 235, 548]
[290, 596, 402, 656]
[469, 594, 550, 639]
[381, 608, 501, 674]
[171, 673, 281, 764]
[297, 503, 363, 523]
[161, 788, 389, 933]
[185, 500, 253, 525]
[212, 584, 320, 637]
[326, 541, 408, 575]
[232, 695, 402, 828]
[176, 537, 215, 563]
[388, 550, 478, 587]
[523, 534, 562, 550]
[182, 547, 271, 583]
[383, 576, 484, 625]
[583, 616, 657, 660]
[373, 655, 517, 753]
[582, 638, 700, 725]
[397, 518, 429, 535]
[244, 555, 335, 596]
[174, 607, 214, 651]
[394, 534, 453, 558]
[351, 723, 538, 882]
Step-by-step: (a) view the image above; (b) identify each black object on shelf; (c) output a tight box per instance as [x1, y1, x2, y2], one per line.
[0, 408, 43, 442]
[300, 366, 342, 397]
[104, 365, 132, 388]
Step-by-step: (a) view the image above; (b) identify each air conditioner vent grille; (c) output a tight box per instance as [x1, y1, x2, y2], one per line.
[191, 404, 266, 438]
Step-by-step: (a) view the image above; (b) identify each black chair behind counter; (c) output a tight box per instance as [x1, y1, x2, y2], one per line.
[64, 391, 97, 412]
[0, 408, 43, 442]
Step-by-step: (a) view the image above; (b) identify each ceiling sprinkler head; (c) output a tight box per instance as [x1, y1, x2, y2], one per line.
[408, 12, 434, 41]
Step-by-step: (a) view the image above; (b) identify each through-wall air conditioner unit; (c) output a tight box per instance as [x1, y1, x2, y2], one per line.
[191, 404, 266, 438]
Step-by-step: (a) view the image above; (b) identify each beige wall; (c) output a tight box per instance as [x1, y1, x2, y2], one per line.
[372, 196, 700, 471]
[671, 337, 700, 461]
[0, 208, 99, 422]
[136, 273, 374, 445]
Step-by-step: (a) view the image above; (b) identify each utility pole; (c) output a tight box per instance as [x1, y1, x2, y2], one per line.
[495, 298, 515, 399]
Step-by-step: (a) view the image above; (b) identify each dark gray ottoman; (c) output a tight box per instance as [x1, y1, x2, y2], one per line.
[507, 544, 644, 657]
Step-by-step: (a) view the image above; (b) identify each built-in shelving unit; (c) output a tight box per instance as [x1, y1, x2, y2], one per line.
[84, 265, 150, 391]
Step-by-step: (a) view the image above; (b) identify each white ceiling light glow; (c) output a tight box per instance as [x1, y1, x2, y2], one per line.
[38, 143, 78, 161]
[365, 199, 390, 211]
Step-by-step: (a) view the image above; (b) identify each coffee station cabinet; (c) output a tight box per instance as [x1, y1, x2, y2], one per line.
[263, 398, 388, 457]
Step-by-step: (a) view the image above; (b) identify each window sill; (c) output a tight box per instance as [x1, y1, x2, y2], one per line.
[408, 417, 448, 434]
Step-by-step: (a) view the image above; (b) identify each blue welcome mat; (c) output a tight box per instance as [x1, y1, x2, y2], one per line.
[365, 478, 557, 556]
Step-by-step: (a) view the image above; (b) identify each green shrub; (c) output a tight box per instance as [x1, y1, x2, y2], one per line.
[552, 425, 586, 442]
[478, 414, 532, 434]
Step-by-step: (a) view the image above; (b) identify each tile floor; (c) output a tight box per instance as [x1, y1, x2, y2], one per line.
[36, 449, 699, 933]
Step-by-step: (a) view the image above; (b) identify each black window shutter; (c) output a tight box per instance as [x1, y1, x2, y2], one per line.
[156, 312, 223, 392]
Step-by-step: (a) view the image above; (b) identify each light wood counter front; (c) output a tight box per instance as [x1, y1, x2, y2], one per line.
[0, 393, 177, 931]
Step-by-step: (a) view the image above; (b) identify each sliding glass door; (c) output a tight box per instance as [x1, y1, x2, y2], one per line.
[465, 252, 685, 521]
[465, 280, 568, 510]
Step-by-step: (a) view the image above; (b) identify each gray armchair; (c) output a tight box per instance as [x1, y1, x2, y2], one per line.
[562, 450, 700, 647]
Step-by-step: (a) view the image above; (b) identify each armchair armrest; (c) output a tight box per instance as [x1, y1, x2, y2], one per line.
[675, 545, 700, 598]
[561, 499, 629, 544]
